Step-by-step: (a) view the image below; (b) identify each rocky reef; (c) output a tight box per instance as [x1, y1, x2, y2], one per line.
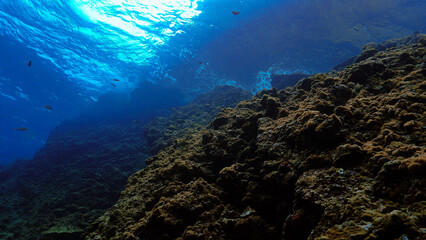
[0, 121, 149, 240]
[0, 86, 252, 240]
[85, 34, 426, 240]
[144, 86, 252, 154]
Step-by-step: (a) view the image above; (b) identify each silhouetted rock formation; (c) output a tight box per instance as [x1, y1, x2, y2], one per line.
[85, 34, 426, 240]
[270, 73, 311, 90]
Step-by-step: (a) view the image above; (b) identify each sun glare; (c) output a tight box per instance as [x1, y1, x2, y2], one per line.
[72, 0, 203, 37]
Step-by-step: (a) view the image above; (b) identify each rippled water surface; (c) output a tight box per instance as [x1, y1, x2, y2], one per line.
[0, 0, 425, 163]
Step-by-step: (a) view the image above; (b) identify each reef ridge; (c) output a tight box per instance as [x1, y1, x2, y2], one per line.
[85, 34, 426, 240]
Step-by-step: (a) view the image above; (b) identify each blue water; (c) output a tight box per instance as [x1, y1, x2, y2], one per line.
[0, 0, 425, 164]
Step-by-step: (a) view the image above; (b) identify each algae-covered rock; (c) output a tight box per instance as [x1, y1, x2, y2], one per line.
[42, 224, 84, 240]
[333, 144, 366, 167]
[85, 34, 426, 240]
[0, 86, 251, 240]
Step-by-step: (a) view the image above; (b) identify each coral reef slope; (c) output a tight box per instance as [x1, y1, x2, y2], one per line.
[86, 34, 426, 240]
[0, 86, 251, 240]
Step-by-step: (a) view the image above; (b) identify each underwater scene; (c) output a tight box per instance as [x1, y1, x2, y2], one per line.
[0, 0, 425, 239]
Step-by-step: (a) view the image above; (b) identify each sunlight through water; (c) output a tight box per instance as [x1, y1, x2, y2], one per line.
[0, 0, 203, 96]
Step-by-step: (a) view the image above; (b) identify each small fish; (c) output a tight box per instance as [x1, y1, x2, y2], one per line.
[232, 11, 240, 15]
[28, 60, 32, 67]
[44, 105, 53, 110]
[353, 26, 360, 32]
[13, 127, 28, 131]
[199, 61, 204, 65]
[111, 83, 117, 87]
[112, 79, 120, 82]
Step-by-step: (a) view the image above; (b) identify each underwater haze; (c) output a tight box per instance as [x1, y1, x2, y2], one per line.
[1, 0, 425, 164]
